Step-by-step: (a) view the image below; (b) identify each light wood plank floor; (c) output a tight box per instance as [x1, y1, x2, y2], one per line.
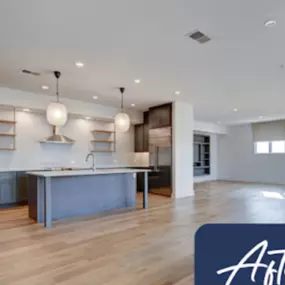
[1, 181, 285, 285]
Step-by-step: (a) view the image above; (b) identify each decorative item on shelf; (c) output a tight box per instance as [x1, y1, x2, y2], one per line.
[46, 71, 68, 126]
[114, 87, 130, 132]
[0, 105, 17, 151]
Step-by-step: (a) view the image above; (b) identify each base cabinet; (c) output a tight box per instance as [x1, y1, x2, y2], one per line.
[0, 173, 17, 204]
[0, 172, 28, 205]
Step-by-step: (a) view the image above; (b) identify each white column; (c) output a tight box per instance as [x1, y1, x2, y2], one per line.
[172, 101, 194, 198]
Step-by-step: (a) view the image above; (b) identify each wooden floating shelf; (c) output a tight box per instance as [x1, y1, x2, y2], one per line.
[92, 130, 115, 134]
[0, 133, 16, 137]
[0, 120, 16, 124]
[91, 140, 114, 143]
[0, 148, 15, 151]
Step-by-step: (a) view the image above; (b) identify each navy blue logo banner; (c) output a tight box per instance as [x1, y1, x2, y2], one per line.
[195, 224, 285, 285]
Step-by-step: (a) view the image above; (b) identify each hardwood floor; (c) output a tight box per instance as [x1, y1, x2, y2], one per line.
[1, 181, 285, 284]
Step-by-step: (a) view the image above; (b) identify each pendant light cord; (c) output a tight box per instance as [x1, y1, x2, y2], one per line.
[56, 77, 59, 102]
[119, 87, 125, 111]
[54, 71, 61, 103]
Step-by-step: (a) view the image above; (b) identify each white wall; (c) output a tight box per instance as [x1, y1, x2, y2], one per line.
[0, 87, 143, 123]
[172, 101, 194, 198]
[0, 88, 143, 170]
[218, 124, 285, 184]
[0, 111, 138, 170]
[194, 121, 227, 135]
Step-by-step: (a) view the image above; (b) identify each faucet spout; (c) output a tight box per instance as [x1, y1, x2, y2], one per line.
[85, 152, 96, 171]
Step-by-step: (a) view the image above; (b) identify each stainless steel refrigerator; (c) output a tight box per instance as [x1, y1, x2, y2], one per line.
[148, 127, 172, 197]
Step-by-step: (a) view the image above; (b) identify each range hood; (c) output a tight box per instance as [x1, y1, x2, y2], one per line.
[40, 126, 75, 144]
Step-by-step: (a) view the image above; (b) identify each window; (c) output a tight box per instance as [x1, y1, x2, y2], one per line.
[271, 141, 285, 153]
[254, 141, 285, 154]
[255, 141, 269, 154]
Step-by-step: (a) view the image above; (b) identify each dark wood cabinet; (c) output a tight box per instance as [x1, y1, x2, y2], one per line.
[134, 112, 149, 153]
[135, 124, 144, 152]
[143, 112, 149, 152]
[149, 103, 172, 129]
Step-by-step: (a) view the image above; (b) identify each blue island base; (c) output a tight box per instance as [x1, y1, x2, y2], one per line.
[28, 173, 137, 223]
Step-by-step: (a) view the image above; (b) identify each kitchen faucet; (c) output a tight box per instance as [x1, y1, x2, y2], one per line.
[85, 152, 96, 171]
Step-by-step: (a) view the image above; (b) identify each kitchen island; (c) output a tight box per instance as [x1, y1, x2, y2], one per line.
[27, 168, 149, 228]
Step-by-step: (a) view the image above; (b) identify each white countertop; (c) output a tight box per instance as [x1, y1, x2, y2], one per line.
[27, 168, 150, 178]
[0, 165, 150, 173]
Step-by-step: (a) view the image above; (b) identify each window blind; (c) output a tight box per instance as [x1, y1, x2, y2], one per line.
[252, 120, 285, 142]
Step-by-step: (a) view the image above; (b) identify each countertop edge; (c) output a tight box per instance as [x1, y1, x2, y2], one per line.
[27, 168, 151, 178]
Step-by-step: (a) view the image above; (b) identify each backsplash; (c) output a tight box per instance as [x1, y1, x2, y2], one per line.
[0, 111, 141, 169]
[133, 152, 149, 167]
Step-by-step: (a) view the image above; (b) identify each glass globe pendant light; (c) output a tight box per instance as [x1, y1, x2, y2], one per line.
[46, 71, 68, 126]
[114, 87, 130, 132]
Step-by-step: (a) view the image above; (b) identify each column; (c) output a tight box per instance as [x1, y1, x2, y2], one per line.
[172, 101, 194, 198]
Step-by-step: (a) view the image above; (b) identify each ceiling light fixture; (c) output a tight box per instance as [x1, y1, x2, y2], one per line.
[134, 79, 141, 84]
[93, 96, 98, 100]
[259, 116, 263, 119]
[41, 85, 49, 90]
[85, 117, 91, 120]
[264, 20, 276, 28]
[233, 108, 238, 112]
[131, 103, 135, 107]
[175, 91, 180, 95]
[75, 61, 84, 68]
[114, 87, 130, 132]
[46, 71, 68, 127]
[23, 108, 30, 112]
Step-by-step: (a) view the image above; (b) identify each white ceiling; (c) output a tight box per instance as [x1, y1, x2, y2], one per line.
[0, 0, 285, 124]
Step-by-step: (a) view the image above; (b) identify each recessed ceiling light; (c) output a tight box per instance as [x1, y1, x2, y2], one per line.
[259, 116, 263, 119]
[75, 61, 84, 68]
[217, 121, 221, 124]
[233, 108, 238, 112]
[93, 96, 98, 100]
[175, 91, 180, 95]
[264, 20, 276, 28]
[134, 79, 141, 84]
[41, 85, 49, 90]
[23, 108, 30, 112]
[85, 116, 91, 120]
[131, 103, 135, 107]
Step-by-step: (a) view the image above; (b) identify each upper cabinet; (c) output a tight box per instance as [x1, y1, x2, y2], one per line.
[135, 124, 144, 152]
[149, 103, 172, 129]
[134, 111, 149, 153]
[134, 104, 172, 153]
[143, 112, 149, 152]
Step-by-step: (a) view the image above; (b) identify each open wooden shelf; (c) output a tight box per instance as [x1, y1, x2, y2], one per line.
[0, 106, 17, 150]
[90, 121, 116, 153]
[0, 120, 16, 124]
[91, 140, 114, 143]
[92, 130, 115, 134]
[0, 133, 16, 137]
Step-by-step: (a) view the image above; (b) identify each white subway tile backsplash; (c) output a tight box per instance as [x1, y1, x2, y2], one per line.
[0, 111, 139, 169]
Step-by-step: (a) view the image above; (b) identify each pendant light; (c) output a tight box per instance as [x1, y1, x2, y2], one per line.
[46, 71, 68, 126]
[114, 87, 130, 132]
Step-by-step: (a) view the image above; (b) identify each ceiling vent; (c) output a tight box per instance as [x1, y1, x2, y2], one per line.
[186, 30, 211, 44]
[20, 69, 41, 76]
